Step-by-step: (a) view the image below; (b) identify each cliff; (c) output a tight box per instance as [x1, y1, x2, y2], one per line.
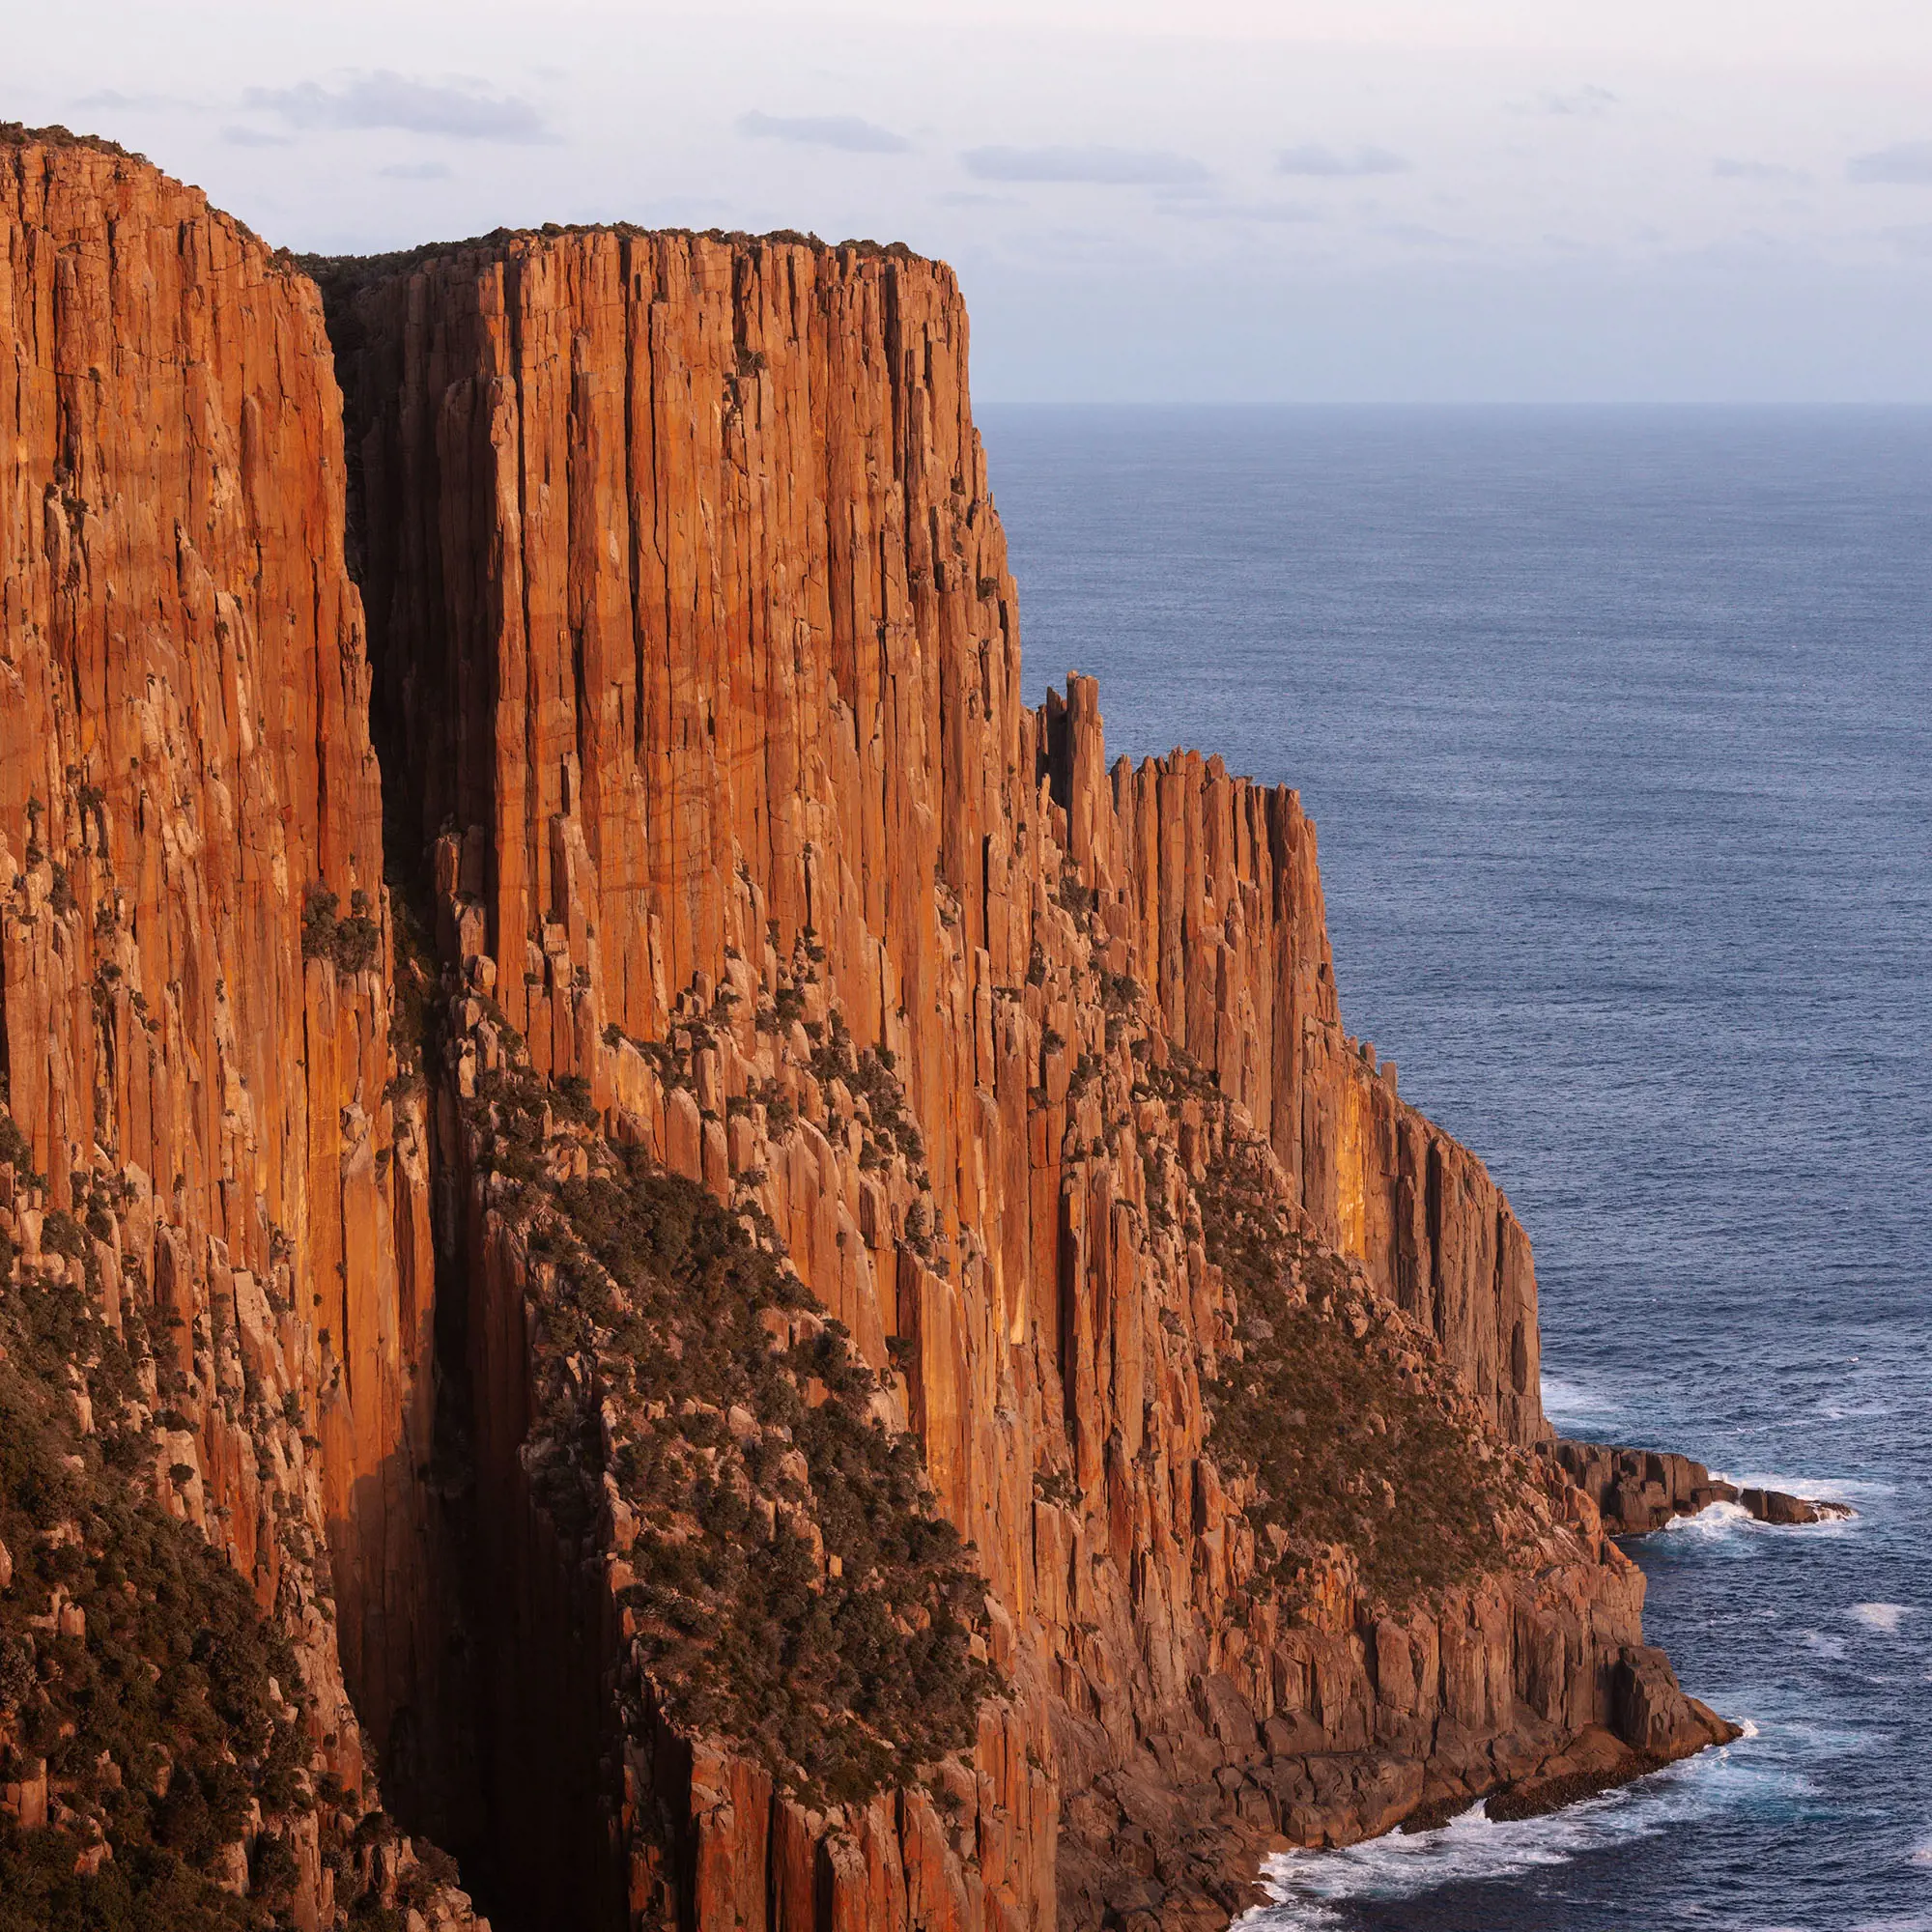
[0, 134, 1731, 1932]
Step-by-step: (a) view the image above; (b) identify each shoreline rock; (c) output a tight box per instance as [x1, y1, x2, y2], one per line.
[1545, 1439, 1854, 1534]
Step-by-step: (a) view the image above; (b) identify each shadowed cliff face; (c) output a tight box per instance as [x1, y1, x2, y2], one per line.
[0, 135, 1724, 1932]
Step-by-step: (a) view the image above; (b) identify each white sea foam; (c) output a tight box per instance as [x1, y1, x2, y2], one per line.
[1658, 1493, 1853, 1546]
[1851, 1603, 1913, 1634]
[1246, 1801, 1601, 1931]
[1247, 1738, 1773, 1928]
[1728, 1469, 1889, 1503]
[1539, 1371, 1622, 1430]
[1689, 1472, 1871, 1538]
[1662, 1498, 1757, 1536]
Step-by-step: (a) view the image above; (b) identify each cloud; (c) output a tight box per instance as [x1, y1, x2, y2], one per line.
[221, 126, 293, 149]
[73, 88, 196, 111]
[1275, 144, 1409, 179]
[1714, 157, 1811, 185]
[1374, 221, 1471, 248]
[960, 144, 1210, 185]
[737, 111, 910, 154]
[1884, 222, 1932, 257]
[379, 160, 453, 180]
[1155, 196, 1317, 225]
[242, 71, 553, 143]
[1539, 85, 1618, 117]
[1849, 142, 1932, 185]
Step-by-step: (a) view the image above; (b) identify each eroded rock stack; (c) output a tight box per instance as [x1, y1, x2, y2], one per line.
[0, 133, 1735, 1932]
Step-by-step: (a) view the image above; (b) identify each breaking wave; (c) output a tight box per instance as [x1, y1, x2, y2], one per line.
[1244, 1731, 1783, 1929]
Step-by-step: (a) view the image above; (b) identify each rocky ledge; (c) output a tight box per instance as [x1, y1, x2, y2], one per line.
[1547, 1440, 1855, 1536]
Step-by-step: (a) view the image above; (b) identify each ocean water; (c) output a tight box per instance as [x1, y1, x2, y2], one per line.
[981, 405, 1932, 1932]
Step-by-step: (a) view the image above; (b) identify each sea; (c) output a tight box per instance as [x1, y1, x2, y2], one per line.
[982, 404, 1932, 1932]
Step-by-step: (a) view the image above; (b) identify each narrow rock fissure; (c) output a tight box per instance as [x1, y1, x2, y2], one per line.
[318, 270, 588, 1932]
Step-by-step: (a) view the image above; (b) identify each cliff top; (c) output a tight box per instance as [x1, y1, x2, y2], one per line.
[0, 122, 144, 161]
[300, 223, 942, 295]
[0, 124, 308, 279]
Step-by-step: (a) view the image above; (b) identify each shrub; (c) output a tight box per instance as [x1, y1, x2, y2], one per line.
[0, 1111, 38, 1182]
[0, 1250, 313, 1926]
[300, 884, 381, 976]
[1151, 1053, 1515, 1613]
[466, 1073, 999, 1806]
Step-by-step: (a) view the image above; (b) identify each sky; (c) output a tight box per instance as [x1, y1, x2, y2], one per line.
[15, 0, 1932, 402]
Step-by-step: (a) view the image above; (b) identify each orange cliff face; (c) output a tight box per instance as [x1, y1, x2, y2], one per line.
[323, 226, 1718, 1932]
[0, 128, 452, 1869]
[331, 228, 1543, 1456]
[0, 132, 1729, 1932]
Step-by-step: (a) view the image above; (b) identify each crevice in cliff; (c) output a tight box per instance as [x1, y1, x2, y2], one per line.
[314, 270, 534, 1930]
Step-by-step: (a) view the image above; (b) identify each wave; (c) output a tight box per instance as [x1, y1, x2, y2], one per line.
[1656, 1497, 1857, 1547]
[1661, 1498, 1757, 1537]
[1644, 1475, 1878, 1548]
[1539, 1370, 1624, 1430]
[1850, 1603, 1914, 1634]
[1247, 1735, 1781, 1928]
[1720, 1470, 1893, 1503]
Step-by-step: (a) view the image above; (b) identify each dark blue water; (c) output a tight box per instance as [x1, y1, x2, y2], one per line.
[982, 406, 1932, 1931]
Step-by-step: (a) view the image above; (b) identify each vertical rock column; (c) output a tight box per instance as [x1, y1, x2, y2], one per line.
[1045, 676, 1547, 1446]
[0, 129, 441, 1775]
[336, 229, 1025, 1212]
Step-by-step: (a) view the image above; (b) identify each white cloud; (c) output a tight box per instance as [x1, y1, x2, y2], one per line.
[737, 111, 910, 154]
[1714, 158, 1810, 185]
[1849, 142, 1932, 184]
[242, 71, 554, 143]
[1535, 85, 1618, 117]
[1154, 195, 1318, 225]
[962, 145, 1210, 185]
[1276, 143, 1410, 178]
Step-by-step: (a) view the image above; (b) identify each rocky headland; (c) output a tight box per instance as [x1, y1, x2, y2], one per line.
[0, 125, 1774, 1932]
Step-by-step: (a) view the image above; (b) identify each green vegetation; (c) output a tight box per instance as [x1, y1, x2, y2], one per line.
[809, 1016, 924, 1172]
[1144, 1060, 1513, 1614]
[299, 884, 381, 977]
[0, 1118, 466, 1926]
[0, 1108, 41, 1189]
[466, 1055, 998, 1810]
[0, 1259, 307, 1929]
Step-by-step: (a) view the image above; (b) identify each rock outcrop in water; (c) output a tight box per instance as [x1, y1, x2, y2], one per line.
[0, 128, 1734, 1931]
[1547, 1440, 1853, 1534]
